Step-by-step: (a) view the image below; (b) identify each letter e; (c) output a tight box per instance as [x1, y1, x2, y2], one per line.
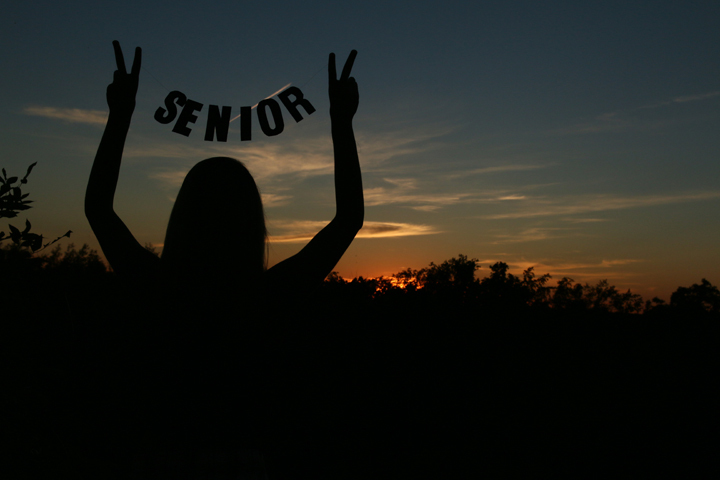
[172, 99, 204, 137]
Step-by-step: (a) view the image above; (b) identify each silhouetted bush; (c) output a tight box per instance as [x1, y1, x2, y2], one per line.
[1, 164, 71, 253]
[4, 250, 720, 478]
[323, 255, 655, 316]
[670, 278, 720, 314]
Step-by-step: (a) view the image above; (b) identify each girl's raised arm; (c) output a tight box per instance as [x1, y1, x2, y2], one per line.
[266, 51, 364, 286]
[85, 41, 159, 274]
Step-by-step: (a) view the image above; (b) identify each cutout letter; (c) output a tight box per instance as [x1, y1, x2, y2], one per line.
[154, 91, 187, 125]
[257, 99, 284, 137]
[204, 105, 232, 142]
[240, 106, 252, 141]
[278, 86, 316, 122]
[172, 99, 204, 137]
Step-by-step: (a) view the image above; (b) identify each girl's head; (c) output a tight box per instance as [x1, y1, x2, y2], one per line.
[161, 157, 266, 283]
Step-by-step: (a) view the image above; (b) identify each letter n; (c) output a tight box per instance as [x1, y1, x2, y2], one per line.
[204, 105, 232, 142]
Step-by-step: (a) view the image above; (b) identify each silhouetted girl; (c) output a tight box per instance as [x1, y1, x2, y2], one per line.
[85, 41, 362, 478]
[87, 41, 362, 296]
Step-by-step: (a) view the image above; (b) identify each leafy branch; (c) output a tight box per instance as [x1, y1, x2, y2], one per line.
[0, 163, 71, 252]
[0, 162, 36, 218]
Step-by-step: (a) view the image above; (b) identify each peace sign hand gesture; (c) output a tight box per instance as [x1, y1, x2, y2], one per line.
[328, 50, 359, 122]
[107, 40, 142, 118]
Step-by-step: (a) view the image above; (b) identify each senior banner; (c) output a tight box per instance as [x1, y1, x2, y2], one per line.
[154, 85, 316, 142]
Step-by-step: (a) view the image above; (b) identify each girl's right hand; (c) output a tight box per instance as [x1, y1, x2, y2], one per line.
[328, 50, 359, 122]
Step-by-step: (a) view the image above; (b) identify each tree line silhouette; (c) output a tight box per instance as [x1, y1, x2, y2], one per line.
[3, 243, 719, 478]
[324, 254, 718, 317]
[3, 244, 718, 318]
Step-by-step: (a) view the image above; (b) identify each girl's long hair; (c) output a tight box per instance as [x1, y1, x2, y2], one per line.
[161, 157, 266, 286]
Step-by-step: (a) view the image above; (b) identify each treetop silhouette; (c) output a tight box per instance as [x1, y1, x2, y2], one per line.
[324, 255, 690, 315]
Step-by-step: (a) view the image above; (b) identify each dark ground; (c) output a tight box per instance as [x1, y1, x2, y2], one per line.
[2, 276, 719, 479]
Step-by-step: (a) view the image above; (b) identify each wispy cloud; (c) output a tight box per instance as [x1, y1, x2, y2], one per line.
[527, 259, 644, 282]
[482, 192, 720, 220]
[141, 139, 538, 212]
[670, 91, 720, 104]
[489, 227, 571, 244]
[221, 138, 334, 180]
[554, 90, 720, 135]
[528, 259, 642, 271]
[552, 113, 629, 135]
[457, 164, 553, 177]
[561, 217, 609, 224]
[268, 220, 438, 243]
[139, 138, 334, 189]
[475, 258, 644, 283]
[355, 126, 453, 166]
[363, 176, 533, 210]
[364, 186, 473, 208]
[147, 167, 294, 206]
[261, 193, 293, 207]
[357, 222, 438, 238]
[125, 143, 211, 161]
[138, 121, 450, 190]
[411, 205, 444, 212]
[637, 91, 720, 109]
[147, 170, 189, 186]
[23, 106, 107, 125]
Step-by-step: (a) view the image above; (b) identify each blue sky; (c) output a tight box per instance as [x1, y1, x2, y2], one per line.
[2, 1, 719, 299]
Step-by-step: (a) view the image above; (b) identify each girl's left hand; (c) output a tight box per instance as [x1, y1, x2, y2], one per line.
[107, 40, 142, 118]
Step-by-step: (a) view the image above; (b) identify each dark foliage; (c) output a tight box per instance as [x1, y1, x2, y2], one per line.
[670, 278, 720, 314]
[322, 255, 656, 316]
[1, 163, 42, 250]
[2, 251, 719, 478]
[1, 163, 71, 251]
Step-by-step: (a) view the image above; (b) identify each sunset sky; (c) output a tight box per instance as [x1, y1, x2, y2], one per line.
[2, 1, 719, 300]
